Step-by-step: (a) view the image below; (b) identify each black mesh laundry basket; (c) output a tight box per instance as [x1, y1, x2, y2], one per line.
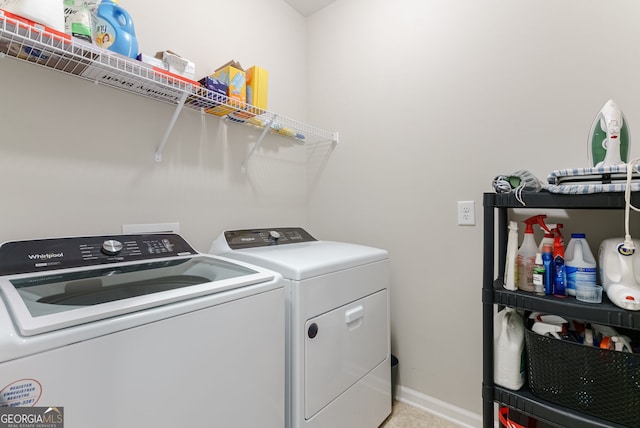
[525, 328, 640, 427]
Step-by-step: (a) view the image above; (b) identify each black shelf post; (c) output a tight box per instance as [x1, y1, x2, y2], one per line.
[482, 193, 496, 427]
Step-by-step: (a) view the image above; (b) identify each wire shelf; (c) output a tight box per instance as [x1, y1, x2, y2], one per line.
[0, 9, 338, 160]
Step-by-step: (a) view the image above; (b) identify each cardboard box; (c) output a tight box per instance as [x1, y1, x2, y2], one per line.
[197, 76, 235, 116]
[246, 65, 268, 111]
[137, 53, 168, 71]
[213, 60, 246, 107]
[155, 50, 195, 80]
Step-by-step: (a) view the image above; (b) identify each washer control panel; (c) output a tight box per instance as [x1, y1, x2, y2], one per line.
[224, 227, 317, 250]
[0, 234, 196, 275]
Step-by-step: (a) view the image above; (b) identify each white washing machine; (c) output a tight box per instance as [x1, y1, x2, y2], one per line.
[0, 233, 284, 428]
[211, 227, 391, 428]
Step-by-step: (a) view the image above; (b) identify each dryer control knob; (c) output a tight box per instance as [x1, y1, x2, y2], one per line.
[102, 240, 123, 256]
[269, 231, 281, 241]
[308, 323, 318, 339]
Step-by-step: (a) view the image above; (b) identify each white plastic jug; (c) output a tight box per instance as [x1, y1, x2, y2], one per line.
[2, 0, 65, 32]
[493, 308, 525, 390]
[565, 233, 597, 296]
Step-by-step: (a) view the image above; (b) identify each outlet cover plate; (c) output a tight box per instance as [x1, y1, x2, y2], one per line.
[457, 201, 475, 226]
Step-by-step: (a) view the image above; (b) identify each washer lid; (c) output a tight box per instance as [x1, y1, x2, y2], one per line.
[0, 254, 276, 336]
[226, 241, 388, 280]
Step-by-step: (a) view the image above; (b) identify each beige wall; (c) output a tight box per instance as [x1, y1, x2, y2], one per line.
[3, 0, 640, 425]
[306, 0, 640, 422]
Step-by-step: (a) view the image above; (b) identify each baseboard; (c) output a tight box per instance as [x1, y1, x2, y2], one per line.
[395, 385, 483, 428]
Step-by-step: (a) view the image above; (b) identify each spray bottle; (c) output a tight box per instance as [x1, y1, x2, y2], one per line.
[539, 223, 563, 252]
[553, 232, 567, 298]
[504, 221, 519, 290]
[517, 215, 550, 292]
[542, 244, 554, 295]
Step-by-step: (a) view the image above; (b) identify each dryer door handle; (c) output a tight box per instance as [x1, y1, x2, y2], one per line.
[345, 305, 364, 324]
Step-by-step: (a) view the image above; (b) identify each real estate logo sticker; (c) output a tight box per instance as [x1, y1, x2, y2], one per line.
[0, 407, 64, 428]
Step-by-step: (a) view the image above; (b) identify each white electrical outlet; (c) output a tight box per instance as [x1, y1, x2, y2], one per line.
[457, 201, 475, 226]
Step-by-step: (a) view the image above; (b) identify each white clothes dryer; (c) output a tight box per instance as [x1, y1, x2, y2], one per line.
[0, 233, 284, 428]
[211, 227, 391, 428]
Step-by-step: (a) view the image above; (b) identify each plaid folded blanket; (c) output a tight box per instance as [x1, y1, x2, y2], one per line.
[546, 164, 640, 194]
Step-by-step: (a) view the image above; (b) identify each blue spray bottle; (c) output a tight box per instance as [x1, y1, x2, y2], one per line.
[93, 0, 139, 58]
[541, 244, 554, 295]
[553, 234, 567, 298]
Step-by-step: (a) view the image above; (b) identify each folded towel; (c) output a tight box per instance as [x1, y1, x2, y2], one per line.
[546, 164, 640, 194]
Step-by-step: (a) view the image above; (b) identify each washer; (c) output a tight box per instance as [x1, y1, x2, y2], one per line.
[211, 227, 391, 428]
[0, 233, 284, 428]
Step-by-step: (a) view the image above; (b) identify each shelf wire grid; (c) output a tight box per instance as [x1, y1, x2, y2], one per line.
[0, 9, 336, 145]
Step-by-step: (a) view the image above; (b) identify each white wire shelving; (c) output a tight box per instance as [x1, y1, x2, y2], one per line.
[0, 10, 338, 167]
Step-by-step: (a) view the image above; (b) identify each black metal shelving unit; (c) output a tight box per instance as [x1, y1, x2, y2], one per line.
[482, 191, 640, 428]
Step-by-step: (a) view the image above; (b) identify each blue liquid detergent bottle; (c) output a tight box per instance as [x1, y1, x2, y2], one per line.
[93, 0, 139, 58]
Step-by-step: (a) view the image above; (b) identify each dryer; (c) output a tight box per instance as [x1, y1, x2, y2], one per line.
[0, 233, 284, 428]
[211, 227, 391, 428]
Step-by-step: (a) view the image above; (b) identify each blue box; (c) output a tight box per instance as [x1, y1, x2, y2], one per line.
[197, 76, 234, 115]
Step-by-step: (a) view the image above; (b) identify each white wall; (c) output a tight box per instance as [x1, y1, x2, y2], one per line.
[4, 0, 640, 425]
[0, 0, 310, 252]
[306, 0, 640, 420]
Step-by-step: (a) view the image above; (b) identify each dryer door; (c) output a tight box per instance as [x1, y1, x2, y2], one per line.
[304, 289, 388, 419]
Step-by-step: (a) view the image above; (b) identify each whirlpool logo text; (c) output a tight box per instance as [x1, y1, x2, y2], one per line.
[27, 253, 64, 261]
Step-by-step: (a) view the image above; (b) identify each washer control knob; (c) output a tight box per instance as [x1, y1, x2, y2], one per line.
[102, 240, 123, 256]
[269, 230, 281, 241]
[308, 323, 318, 339]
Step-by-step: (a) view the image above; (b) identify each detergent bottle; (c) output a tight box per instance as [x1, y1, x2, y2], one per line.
[517, 215, 549, 292]
[494, 307, 525, 390]
[93, 0, 138, 58]
[565, 233, 597, 296]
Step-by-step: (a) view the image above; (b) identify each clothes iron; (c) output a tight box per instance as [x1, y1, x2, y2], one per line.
[598, 238, 640, 310]
[589, 99, 630, 167]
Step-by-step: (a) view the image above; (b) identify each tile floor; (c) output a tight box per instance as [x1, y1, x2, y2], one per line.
[379, 401, 461, 428]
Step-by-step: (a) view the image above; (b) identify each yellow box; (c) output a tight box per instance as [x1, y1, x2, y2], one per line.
[213, 60, 246, 108]
[246, 65, 268, 111]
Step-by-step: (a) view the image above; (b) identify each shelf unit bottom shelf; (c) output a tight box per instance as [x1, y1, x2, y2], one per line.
[491, 385, 629, 428]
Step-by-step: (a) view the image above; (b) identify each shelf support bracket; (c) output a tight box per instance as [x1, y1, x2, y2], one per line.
[155, 91, 189, 162]
[241, 115, 276, 174]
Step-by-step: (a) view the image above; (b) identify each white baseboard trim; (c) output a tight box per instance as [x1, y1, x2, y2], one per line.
[395, 385, 483, 428]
